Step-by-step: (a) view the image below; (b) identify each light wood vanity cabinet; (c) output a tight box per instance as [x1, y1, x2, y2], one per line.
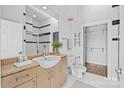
[1, 67, 37, 88]
[54, 61, 67, 88]
[53, 62, 63, 87]
[1, 56, 67, 88]
[36, 56, 67, 88]
[61, 59, 68, 84]
[16, 78, 36, 88]
[36, 68, 52, 88]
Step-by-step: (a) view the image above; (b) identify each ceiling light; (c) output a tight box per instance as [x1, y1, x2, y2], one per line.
[42, 6, 48, 10]
[33, 14, 36, 18]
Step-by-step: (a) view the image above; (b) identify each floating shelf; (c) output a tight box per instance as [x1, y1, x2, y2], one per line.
[25, 22, 51, 29]
[25, 41, 37, 43]
[39, 32, 51, 36]
[24, 40, 50, 44]
[39, 41, 50, 43]
[26, 33, 37, 36]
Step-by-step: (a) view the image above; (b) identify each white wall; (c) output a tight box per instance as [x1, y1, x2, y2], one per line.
[0, 5, 25, 58]
[120, 5, 124, 87]
[80, 5, 112, 24]
[55, 5, 118, 79]
[0, 6, 25, 58]
[59, 5, 112, 57]
[39, 18, 58, 53]
[0, 6, 1, 56]
[54, 6, 82, 66]
[0, 5, 1, 57]
[39, 18, 58, 34]
[1, 5, 25, 23]
[0, 19, 23, 58]
[0, 5, 1, 18]
[25, 14, 40, 55]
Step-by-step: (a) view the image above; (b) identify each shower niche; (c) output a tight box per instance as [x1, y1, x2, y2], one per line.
[83, 23, 108, 77]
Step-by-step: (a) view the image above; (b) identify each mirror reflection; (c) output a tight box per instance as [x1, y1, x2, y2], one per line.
[24, 5, 59, 56]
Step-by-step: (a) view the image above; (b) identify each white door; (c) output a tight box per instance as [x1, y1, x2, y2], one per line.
[120, 5, 124, 88]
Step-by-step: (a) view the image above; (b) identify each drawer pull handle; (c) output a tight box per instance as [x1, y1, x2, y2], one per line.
[16, 74, 29, 81]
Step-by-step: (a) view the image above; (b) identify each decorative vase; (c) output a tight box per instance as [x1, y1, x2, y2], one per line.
[55, 48, 60, 56]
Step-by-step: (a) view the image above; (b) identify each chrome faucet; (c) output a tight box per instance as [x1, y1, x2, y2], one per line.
[43, 45, 47, 59]
[18, 51, 23, 62]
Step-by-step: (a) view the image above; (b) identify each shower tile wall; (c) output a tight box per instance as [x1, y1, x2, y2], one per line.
[25, 14, 39, 55]
[84, 24, 107, 77]
[38, 35, 49, 54]
[38, 18, 58, 53]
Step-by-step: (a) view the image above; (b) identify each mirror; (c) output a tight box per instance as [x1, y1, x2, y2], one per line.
[24, 5, 59, 56]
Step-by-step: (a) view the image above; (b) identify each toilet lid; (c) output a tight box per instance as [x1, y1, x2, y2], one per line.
[74, 64, 86, 72]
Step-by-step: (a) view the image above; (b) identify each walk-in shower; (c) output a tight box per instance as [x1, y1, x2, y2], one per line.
[83, 23, 108, 77]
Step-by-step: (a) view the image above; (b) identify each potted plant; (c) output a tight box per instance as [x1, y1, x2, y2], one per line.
[52, 40, 63, 55]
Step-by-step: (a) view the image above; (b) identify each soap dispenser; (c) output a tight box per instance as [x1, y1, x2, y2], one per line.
[18, 51, 23, 62]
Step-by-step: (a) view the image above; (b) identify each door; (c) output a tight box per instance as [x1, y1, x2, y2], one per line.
[120, 5, 124, 87]
[53, 63, 63, 88]
[16, 78, 36, 88]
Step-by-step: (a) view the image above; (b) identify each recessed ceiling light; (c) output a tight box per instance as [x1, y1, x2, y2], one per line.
[33, 14, 36, 18]
[42, 6, 48, 10]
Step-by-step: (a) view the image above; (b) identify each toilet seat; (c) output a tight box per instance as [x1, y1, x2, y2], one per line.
[74, 64, 86, 72]
[71, 64, 87, 78]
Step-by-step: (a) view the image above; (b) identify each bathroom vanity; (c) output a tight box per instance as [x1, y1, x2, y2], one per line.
[1, 55, 67, 88]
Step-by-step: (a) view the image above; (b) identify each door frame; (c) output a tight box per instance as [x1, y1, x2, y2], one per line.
[120, 5, 124, 88]
[81, 20, 112, 79]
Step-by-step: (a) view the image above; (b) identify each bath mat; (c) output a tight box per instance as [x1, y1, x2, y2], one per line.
[71, 80, 95, 88]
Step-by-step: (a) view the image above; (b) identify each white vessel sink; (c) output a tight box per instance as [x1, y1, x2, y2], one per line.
[32, 55, 60, 68]
[14, 60, 34, 68]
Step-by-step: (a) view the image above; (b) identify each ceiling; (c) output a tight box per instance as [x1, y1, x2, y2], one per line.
[26, 5, 52, 22]
[34, 5, 59, 19]
[25, 5, 80, 22]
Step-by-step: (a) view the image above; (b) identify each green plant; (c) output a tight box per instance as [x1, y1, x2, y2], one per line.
[51, 40, 63, 54]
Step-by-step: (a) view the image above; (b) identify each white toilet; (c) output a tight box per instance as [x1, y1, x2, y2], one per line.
[71, 64, 87, 78]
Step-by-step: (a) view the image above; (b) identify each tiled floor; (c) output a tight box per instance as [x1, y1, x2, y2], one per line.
[63, 72, 120, 88]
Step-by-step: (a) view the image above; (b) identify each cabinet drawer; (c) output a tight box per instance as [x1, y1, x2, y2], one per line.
[16, 78, 36, 88]
[2, 68, 37, 88]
